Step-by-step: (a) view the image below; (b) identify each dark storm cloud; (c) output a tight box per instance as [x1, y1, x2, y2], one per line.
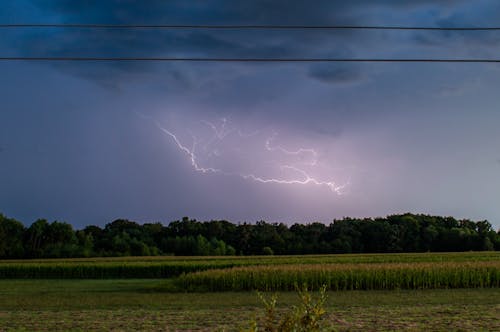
[412, 2, 500, 50]
[413, 29, 500, 49]
[3, 0, 500, 228]
[38, 0, 466, 20]
[308, 63, 364, 85]
[38, 0, 347, 25]
[10, 0, 469, 85]
[29, 0, 357, 60]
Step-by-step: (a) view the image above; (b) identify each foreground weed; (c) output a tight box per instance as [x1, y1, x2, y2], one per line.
[242, 284, 330, 332]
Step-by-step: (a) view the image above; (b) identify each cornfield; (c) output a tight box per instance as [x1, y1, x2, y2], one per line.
[174, 261, 500, 291]
[0, 261, 238, 278]
[1, 252, 500, 284]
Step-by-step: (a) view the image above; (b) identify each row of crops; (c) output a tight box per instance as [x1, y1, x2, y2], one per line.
[174, 261, 500, 291]
[0, 261, 240, 278]
[3, 251, 500, 265]
[1, 252, 500, 290]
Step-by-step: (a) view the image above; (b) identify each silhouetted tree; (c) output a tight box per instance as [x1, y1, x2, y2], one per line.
[0, 212, 498, 258]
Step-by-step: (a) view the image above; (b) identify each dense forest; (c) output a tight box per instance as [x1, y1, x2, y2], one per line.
[0, 213, 499, 258]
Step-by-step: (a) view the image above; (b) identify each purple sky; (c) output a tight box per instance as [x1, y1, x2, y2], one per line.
[1, 1, 499, 228]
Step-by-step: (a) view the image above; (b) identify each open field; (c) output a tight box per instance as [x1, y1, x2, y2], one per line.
[2, 253, 500, 330]
[2, 252, 500, 292]
[0, 279, 499, 331]
[2, 251, 500, 280]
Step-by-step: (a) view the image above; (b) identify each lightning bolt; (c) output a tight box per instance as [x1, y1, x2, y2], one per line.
[156, 121, 222, 174]
[201, 119, 232, 140]
[241, 168, 345, 194]
[138, 113, 346, 194]
[265, 131, 318, 166]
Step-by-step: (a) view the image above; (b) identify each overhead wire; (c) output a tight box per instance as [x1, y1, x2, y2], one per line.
[1, 24, 500, 30]
[1, 57, 500, 63]
[2, 24, 500, 63]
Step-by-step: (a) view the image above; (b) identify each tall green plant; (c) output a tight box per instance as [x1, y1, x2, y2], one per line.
[242, 284, 329, 332]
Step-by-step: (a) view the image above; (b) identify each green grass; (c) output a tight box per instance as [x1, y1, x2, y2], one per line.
[1, 279, 500, 331]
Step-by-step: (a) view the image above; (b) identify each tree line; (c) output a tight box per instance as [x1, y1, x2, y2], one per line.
[0, 213, 499, 258]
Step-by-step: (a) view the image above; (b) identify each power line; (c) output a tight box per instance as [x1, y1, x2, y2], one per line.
[1, 24, 500, 31]
[1, 57, 500, 63]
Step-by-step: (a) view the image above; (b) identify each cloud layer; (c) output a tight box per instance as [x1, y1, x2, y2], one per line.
[1, 0, 500, 228]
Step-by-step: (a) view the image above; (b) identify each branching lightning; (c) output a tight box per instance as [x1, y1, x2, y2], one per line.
[241, 168, 345, 194]
[156, 120, 221, 174]
[139, 112, 346, 194]
[265, 131, 318, 166]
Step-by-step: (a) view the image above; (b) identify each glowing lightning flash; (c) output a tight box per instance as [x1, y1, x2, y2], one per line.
[155, 121, 221, 174]
[139, 113, 345, 194]
[265, 132, 318, 166]
[241, 171, 344, 194]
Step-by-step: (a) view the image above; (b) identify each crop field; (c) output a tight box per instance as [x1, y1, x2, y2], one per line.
[1, 252, 500, 330]
[2, 251, 500, 280]
[1, 279, 500, 331]
[2, 252, 500, 292]
[174, 261, 500, 291]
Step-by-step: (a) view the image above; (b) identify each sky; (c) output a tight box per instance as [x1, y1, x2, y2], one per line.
[1, 0, 499, 229]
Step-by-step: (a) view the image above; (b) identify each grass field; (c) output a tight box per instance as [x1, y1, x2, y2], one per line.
[1, 253, 500, 330]
[0, 279, 499, 331]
